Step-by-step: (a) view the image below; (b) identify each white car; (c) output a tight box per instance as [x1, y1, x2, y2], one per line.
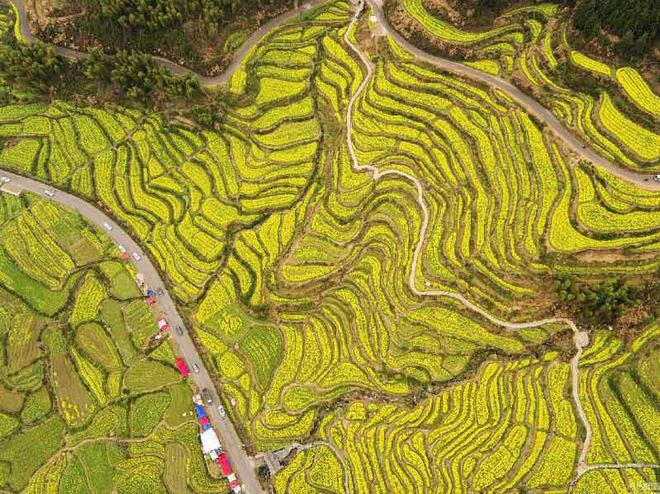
[44, 189, 55, 198]
[131, 252, 141, 261]
[192, 363, 200, 373]
[103, 222, 113, 231]
[0, 176, 10, 183]
[217, 405, 226, 418]
[117, 244, 127, 254]
[654, 174, 660, 183]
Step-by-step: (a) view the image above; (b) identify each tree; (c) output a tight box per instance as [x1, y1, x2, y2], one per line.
[553, 275, 640, 326]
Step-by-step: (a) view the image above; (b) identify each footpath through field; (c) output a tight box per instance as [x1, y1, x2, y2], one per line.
[7, 0, 660, 189]
[0, 170, 265, 494]
[342, 1, 660, 488]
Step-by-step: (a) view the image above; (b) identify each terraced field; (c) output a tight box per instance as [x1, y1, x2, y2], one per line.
[0, 0, 658, 492]
[0, 194, 230, 492]
[395, 0, 660, 173]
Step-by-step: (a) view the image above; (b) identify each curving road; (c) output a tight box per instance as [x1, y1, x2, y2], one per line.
[7, 0, 326, 86]
[7, 0, 660, 189]
[344, 1, 660, 488]
[4, 0, 660, 489]
[0, 170, 265, 494]
[363, 0, 660, 190]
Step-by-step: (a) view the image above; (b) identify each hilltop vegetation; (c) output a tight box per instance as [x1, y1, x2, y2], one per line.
[0, 195, 227, 492]
[0, 0, 658, 492]
[22, 0, 295, 76]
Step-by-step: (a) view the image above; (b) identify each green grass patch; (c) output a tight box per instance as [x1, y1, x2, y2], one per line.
[129, 391, 171, 437]
[0, 415, 65, 490]
[20, 386, 52, 424]
[123, 360, 180, 393]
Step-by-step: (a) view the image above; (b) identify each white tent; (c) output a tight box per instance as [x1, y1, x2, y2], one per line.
[200, 429, 221, 453]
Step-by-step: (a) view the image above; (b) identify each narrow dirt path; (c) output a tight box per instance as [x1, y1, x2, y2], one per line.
[342, 1, 659, 489]
[7, 0, 659, 188]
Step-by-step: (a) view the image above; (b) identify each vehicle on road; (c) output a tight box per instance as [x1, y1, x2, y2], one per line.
[131, 252, 141, 261]
[156, 287, 164, 296]
[202, 388, 212, 405]
[117, 244, 126, 253]
[43, 189, 55, 197]
[175, 358, 190, 378]
[0, 176, 10, 183]
[192, 363, 200, 373]
[103, 222, 113, 231]
[176, 325, 184, 335]
[654, 174, 660, 183]
[157, 318, 169, 331]
[217, 404, 226, 418]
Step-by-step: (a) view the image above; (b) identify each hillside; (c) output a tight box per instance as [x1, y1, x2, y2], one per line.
[0, 194, 228, 492]
[0, 0, 658, 492]
[19, 0, 296, 76]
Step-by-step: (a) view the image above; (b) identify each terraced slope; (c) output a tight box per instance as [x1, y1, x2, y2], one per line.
[274, 324, 659, 493]
[393, 0, 660, 173]
[0, 0, 658, 492]
[0, 194, 227, 493]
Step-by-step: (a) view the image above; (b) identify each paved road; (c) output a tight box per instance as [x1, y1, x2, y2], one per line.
[364, 0, 660, 190]
[0, 170, 264, 494]
[7, 0, 326, 86]
[9, 0, 659, 187]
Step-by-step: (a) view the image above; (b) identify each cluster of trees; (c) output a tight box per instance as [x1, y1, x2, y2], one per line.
[553, 275, 640, 326]
[572, 0, 658, 57]
[86, 0, 292, 35]
[95, 0, 184, 31]
[83, 50, 200, 102]
[0, 43, 66, 93]
[0, 36, 199, 106]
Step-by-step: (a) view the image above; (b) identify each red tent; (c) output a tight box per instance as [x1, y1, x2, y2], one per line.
[175, 358, 190, 378]
[217, 453, 232, 477]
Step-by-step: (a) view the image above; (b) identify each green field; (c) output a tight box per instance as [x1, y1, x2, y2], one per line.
[397, 0, 660, 173]
[0, 0, 658, 492]
[0, 195, 227, 493]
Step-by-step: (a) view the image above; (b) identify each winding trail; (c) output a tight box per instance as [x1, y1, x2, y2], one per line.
[3, 0, 659, 489]
[343, 0, 659, 490]
[6, 0, 659, 189]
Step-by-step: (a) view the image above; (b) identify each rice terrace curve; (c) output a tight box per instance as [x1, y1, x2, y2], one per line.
[0, 0, 658, 492]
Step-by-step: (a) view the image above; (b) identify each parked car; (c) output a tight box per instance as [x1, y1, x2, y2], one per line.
[103, 222, 113, 231]
[131, 252, 141, 261]
[0, 176, 10, 183]
[192, 363, 200, 373]
[202, 388, 212, 405]
[156, 287, 164, 296]
[44, 189, 55, 197]
[654, 174, 660, 183]
[176, 325, 184, 336]
[117, 244, 127, 254]
[217, 405, 226, 419]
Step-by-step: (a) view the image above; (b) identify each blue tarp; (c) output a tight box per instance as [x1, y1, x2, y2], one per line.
[202, 423, 212, 431]
[146, 289, 155, 296]
[195, 404, 207, 418]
